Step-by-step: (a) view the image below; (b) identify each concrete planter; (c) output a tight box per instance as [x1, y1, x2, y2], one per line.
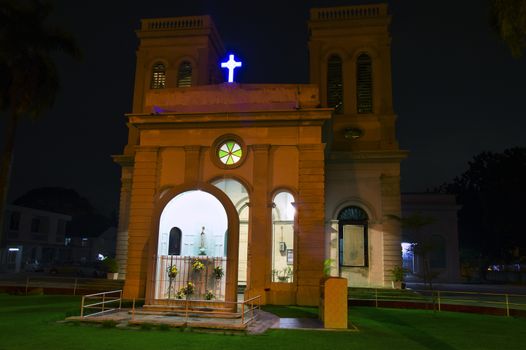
[107, 272, 119, 280]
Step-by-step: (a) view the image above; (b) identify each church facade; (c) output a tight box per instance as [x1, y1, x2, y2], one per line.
[114, 3, 407, 306]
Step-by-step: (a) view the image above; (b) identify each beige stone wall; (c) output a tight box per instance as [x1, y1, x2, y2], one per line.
[121, 90, 329, 305]
[325, 155, 405, 288]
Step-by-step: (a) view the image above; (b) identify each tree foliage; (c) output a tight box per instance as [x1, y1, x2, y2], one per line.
[437, 148, 526, 264]
[489, 0, 526, 57]
[0, 0, 81, 235]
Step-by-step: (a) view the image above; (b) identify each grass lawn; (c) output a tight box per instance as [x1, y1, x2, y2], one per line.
[1, 294, 525, 350]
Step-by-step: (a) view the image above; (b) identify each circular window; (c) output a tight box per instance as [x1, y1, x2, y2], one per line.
[211, 134, 247, 169]
[218, 140, 242, 165]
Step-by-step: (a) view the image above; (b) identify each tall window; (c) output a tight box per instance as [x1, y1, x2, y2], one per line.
[356, 53, 373, 113]
[338, 206, 368, 267]
[327, 55, 343, 114]
[168, 227, 182, 255]
[177, 61, 192, 87]
[151, 62, 166, 89]
[272, 192, 295, 283]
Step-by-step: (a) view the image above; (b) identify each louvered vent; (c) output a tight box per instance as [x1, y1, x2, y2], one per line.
[327, 55, 343, 114]
[177, 61, 192, 88]
[151, 63, 166, 89]
[356, 53, 373, 113]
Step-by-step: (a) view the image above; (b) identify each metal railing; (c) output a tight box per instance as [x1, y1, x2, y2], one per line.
[311, 4, 388, 21]
[129, 294, 261, 325]
[349, 288, 526, 317]
[0, 275, 123, 296]
[80, 290, 122, 317]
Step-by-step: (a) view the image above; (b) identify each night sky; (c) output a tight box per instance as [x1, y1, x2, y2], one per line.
[2, 0, 525, 215]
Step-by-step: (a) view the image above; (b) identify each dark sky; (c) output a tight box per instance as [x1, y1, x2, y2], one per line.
[2, 0, 525, 215]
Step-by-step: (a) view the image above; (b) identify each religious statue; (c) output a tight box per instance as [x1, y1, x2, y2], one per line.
[198, 226, 207, 255]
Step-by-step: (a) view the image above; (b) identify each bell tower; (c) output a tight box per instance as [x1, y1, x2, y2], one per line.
[309, 4, 398, 152]
[310, 4, 407, 287]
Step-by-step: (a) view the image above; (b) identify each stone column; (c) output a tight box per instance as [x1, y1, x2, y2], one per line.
[380, 174, 402, 286]
[123, 146, 158, 299]
[296, 144, 325, 306]
[113, 155, 134, 280]
[245, 144, 271, 302]
[115, 174, 132, 279]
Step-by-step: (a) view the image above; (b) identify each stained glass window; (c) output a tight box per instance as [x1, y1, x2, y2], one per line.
[218, 141, 242, 165]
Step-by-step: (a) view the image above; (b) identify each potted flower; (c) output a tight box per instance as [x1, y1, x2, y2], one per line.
[192, 258, 205, 272]
[273, 266, 292, 282]
[204, 290, 215, 300]
[183, 282, 195, 296]
[166, 265, 178, 298]
[213, 265, 224, 279]
[167, 265, 178, 279]
[390, 266, 407, 289]
[103, 257, 119, 280]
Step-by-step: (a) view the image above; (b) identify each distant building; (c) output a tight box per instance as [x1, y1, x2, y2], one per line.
[0, 205, 71, 272]
[1, 205, 117, 273]
[401, 194, 461, 282]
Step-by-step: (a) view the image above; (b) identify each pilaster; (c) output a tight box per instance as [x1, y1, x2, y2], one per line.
[123, 146, 159, 299]
[296, 144, 325, 305]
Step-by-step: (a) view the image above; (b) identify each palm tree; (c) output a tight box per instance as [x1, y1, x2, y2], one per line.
[489, 0, 526, 58]
[0, 0, 81, 237]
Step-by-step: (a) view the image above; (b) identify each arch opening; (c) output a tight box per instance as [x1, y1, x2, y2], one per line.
[155, 190, 228, 301]
[212, 179, 249, 287]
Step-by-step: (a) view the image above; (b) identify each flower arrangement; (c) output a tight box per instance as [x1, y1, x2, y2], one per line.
[175, 289, 185, 299]
[167, 265, 178, 279]
[192, 258, 205, 272]
[272, 266, 292, 282]
[181, 281, 195, 296]
[213, 265, 224, 279]
[204, 290, 215, 300]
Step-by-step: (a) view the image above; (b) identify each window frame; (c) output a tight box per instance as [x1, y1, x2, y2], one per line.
[150, 62, 167, 89]
[177, 61, 192, 88]
[326, 54, 344, 114]
[356, 53, 373, 114]
[338, 206, 369, 268]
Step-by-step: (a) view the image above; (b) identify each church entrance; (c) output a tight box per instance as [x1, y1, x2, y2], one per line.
[154, 190, 230, 302]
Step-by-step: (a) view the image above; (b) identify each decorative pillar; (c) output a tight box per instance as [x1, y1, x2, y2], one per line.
[123, 146, 159, 299]
[380, 174, 402, 286]
[296, 144, 325, 306]
[112, 155, 134, 280]
[245, 144, 271, 302]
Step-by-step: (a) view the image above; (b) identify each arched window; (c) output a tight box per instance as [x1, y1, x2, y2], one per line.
[272, 192, 295, 283]
[177, 61, 192, 87]
[356, 53, 373, 113]
[168, 227, 182, 255]
[429, 235, 446, 269]
[150, 62, 166, 89]
[338, 206, 368, 267]
[212, 178, 250, 286]
[327, 55, 343, 114]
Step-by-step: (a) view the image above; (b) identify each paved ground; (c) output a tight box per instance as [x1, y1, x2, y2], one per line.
[69, 309, 337, 334]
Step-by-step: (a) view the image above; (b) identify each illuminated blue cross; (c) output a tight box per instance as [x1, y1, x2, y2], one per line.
[221, 54, 242, 83]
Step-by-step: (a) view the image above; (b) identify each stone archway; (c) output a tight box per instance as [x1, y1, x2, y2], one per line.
[145, 182, 240, 306]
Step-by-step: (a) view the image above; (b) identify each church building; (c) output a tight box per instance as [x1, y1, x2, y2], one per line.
[113, 3, 407, 307]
